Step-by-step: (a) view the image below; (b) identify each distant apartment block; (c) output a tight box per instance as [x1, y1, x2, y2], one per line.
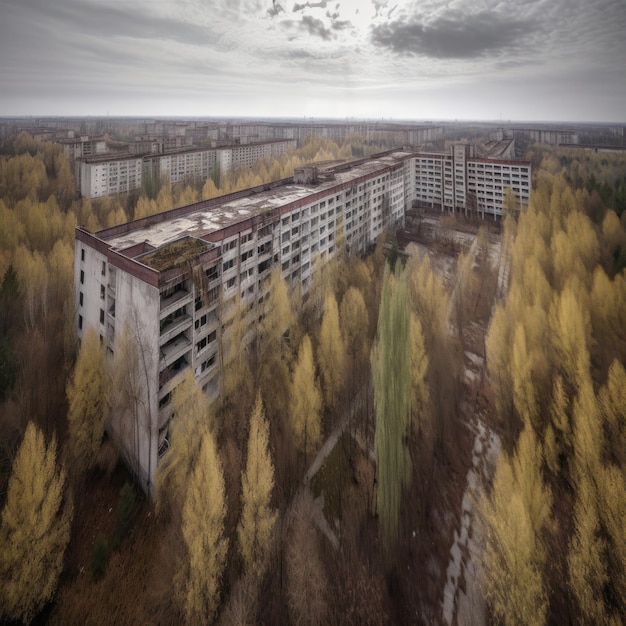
[216, 138, 295, 171]
[75, 146, 529, 493]
[79, 153, 144, 198]
[77, 139, 297, 198]
[223, 121, 443, 147]
[58, 136, 107, 188]
[413, 144, 531, 217]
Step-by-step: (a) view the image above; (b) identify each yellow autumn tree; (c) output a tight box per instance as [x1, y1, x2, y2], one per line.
[221, 291, 253, 409]
[0, 422, 73, 624]
[511, 323, 539, 427]
[202, 178, 220, 200]
[256, 268, 293, 419]
[544, 375, 571, 475]
[480, 435, 550, 626]
[486, 303, 514, 419]
[290, 334, 323, 463]
[599, 359, 626, 467]
[339, 286, 369, 392]
[177, 428, 228, 625]
[238, 393, 277, 577]
[548, 285, 590, 389]
[318, 292, 345, 408]
[405, 251, 448, 351]
[567, 477, 608, 625]
[156, 369, 213, 513]
[66, 327, 109, 478]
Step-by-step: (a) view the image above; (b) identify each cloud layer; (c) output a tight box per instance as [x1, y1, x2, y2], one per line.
[371, 10, 537, 59]
[0, 0, 624, 121]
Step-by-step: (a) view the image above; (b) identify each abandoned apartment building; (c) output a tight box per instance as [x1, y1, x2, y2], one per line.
[74, 145, 531, 494]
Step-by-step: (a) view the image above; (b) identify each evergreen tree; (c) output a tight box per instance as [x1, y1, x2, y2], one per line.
[156, 369, 212, 512]
[290, 334, 323, 462]
[371, 265, 412, 559]
[177, 429, 228, 624]
[66, 327, 109, 478]
[480, 432, 550, 626]
[0, 422, 73, 623]
[318, 292, 345, 408]
[238, 393, 277, 577]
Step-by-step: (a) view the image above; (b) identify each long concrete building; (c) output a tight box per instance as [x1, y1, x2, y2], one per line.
[77, 139, 297, 198]
[74, 145, 529, 493]
[414, 143, 530, 216]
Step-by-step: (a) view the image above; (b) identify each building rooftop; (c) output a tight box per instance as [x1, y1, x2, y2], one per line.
[100, 150, 413, 253]
[78, 152, 144, 164]
[483, 139, 515, 158]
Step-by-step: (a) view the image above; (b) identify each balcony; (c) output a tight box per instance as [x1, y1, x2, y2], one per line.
[160, 333, 191, 369]
[159, 314, 192, 346]
[160, 289, 192, 320]
[159, 355, 190, 395]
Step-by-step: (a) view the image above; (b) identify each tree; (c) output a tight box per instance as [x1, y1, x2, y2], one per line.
[567, 478, 608, 625]
[480, 434, 550, 626]
[177, 429, 228, 625]
[372, 265, 411, 559]
[548, 285, 590, 389]
[238, 393, 277, 577]
[405, 250, 448, 355]
[220, 292, 253, 422]
[599, 359, 626, 467]
[0, 422, 73, 623]
[202, 177, 220, 200]
[318, 292, 345, 409]
[289, 334, 323, 463]
[340, 286, 369, 388]
[255, 268, 293, 419]
[111, 318, 154, 489]
[511, 323, 539, 427]
[66, 327, 109, 478]
[156, 369, 213, 513]
[409, 313, 429, 435]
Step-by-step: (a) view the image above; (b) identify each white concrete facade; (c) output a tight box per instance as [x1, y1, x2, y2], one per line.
[412, 143, 531, 217]
[79, 155, 144, 198]
[78, 139, 296, 198]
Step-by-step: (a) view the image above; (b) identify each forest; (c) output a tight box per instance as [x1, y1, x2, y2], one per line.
[0, 133, 624, 625]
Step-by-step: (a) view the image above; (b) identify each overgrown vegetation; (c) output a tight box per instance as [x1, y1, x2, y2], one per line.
[0, 133, 624, 624]
[482, 147, 626, 624]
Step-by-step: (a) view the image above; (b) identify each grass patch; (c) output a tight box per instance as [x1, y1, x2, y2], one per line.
[141, 237, 208, 271]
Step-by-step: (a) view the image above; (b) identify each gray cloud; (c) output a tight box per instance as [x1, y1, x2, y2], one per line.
[293, 1, 328, 12]
[300, 15, 333, 40]
[0, 0, 624, 122]
[371, 10, 537, 59]
[7, 0, 216, 48]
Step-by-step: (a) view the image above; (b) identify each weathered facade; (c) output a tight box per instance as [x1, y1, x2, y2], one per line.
[75, 146, 530, 494]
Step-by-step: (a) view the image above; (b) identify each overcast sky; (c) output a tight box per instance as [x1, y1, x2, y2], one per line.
[1, 0, 624, 122]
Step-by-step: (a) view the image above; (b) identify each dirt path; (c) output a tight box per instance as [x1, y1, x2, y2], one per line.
[302, 385, 370, 549]
[441, 229, 507, 625]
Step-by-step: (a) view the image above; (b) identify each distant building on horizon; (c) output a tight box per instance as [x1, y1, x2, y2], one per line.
[76, 139, 297, 198]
